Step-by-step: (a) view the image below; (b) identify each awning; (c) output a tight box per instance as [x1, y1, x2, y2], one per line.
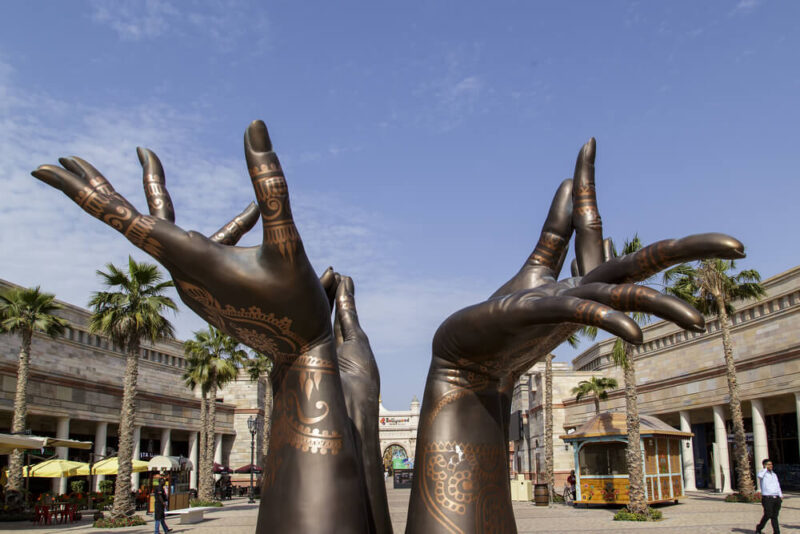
[148, 455, 193, 471]
[22, 459, 85, 478]
[0, 433, 46, 455]
[43, 437, 93, 450]
[234, 463, 262, 474]
[74, 457, 149, 475]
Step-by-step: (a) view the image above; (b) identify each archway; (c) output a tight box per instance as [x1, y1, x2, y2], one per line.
[382, 444, 408, 470]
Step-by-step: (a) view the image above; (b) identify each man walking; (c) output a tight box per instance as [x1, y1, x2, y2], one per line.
[756, 459, 782, 534]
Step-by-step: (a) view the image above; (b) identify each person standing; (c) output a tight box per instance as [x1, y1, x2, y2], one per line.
[756, 459, 782, 534]
[153, 478, 172, 534]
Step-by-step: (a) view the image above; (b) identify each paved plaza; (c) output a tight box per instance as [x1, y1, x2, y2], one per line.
[2, 485, 798, 533]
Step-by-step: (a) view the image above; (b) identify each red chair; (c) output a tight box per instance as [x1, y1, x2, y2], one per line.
[32, 504, 52, 525]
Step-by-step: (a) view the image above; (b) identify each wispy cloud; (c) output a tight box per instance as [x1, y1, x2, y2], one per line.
[88, 0, 270, 51]
[731, 0, 762, 15]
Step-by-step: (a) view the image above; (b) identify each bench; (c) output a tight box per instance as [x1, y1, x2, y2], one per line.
[164, 506, 214, 524]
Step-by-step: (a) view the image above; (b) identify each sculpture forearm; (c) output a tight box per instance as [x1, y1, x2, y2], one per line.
[257, 340, 369, 532]
[406, 357, 517, 534]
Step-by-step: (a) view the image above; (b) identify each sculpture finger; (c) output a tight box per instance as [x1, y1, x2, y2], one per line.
[518, 295, 642, 344]
[563, 282, 705, 332]
[319, 267, 337, 312]
[137, 147, 175, 222]
[336, 275, 366, 342]
[526, 178, 573, 275]
[32, 162, 203, 268]
[572, 138, 604, 275]
[209, 202, 259, 245]
[244, 120, 305, 264]
[571, 258, 579, 277]
[581, 233, 745, 286]
[57, 156, 136, 212]
[603, 238, 615, 262]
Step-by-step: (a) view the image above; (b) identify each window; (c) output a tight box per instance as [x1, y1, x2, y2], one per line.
[579, 442, 628, 476]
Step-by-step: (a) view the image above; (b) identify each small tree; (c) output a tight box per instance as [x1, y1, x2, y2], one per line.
[0, 286, 68, 492]
[183, 326, 245, 500]
[89, 258, 176, 518]
[664, 259, 765, 498]
[572, 376, 619, 414]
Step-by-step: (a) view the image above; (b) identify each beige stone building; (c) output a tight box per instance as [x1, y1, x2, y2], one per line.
[378, 396, 420, 470]
[0, 279, 269, 494]
[512, 265, 800, 493]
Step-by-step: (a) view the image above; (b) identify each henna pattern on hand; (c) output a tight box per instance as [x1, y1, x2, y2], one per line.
[249, 162, 301, 262]
[419, 441, 512, 534]
[527, 232, 567, 271]
[175, 279, 309, 357]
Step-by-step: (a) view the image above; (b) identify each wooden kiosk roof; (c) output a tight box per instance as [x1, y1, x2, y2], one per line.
[560, 412, 692, 441]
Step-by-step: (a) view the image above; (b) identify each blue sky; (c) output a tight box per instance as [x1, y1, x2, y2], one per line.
[1, 1, 798, 409]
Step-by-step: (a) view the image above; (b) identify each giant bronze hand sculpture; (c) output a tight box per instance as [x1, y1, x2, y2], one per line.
[405, 139, 745, 534]
[335, 275, 393, 534]
[32, 121, 370, 533]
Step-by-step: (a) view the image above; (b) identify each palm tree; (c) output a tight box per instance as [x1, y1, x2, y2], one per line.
[183, 327, 246, 500]
[544, 353, 554, 495]
[89, 258, 176, 518]
[664, 259, 765, 498]
[573, 236, 650, 515]
[244, 353, 273, 468]
[0, 286, 68, 492]
[183, 350, 211, 498]
[572, 376, 619, 415]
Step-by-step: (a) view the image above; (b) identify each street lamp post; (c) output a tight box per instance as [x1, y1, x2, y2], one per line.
[247, 416, 259, 503]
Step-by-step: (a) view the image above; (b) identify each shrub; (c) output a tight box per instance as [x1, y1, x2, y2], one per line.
[99, 480, 114, 495]
[551, 493, 565, 503]
[613, 506, 663, 521]
[71, 480, 87, 494]
[725, 492, 761, 503]
[93, 515, 146, 528]
[190, 499, 223, 508]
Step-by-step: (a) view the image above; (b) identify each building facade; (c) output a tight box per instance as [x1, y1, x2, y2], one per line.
[0, 279, 268, 493]
[512, 265, 800, 492]
[378, 396, 420, 470]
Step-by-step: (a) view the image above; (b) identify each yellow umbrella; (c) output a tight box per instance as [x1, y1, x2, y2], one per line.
[74, 457, 149, 476]
[22, 459, 85, 478]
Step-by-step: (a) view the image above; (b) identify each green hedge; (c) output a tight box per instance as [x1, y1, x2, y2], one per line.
[92, 515, 147, 528]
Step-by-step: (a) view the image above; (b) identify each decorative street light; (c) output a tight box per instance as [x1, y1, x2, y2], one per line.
[247, 415, 260, 504]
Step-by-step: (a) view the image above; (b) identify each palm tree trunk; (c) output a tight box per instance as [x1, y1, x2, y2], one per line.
[112, 342, 139, 518]
[202, 382, 217, 501]
[715, 295, 755, 497]
[594, 396, 600, 415]
[544, 353, 554, 496]
[623, 343, 647, 515]
[197, 392, 208, 498]
[260, 376, 273, 468]
[7, 329, 32, 492]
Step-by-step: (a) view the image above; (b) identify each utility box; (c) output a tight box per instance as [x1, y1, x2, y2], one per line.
[511, 476, 532, 501]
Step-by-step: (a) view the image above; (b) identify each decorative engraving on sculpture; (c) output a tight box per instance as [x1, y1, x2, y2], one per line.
[174, 279, 308, 356]
[419, 442, 510, 534]
[528, 231, 567, 271]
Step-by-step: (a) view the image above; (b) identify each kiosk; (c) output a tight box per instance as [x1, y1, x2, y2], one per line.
[561, 412, 692, 505]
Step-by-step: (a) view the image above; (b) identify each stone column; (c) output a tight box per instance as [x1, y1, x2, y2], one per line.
[679, 410, 697, 491]
[131, 426, 141, 491]
[795, 392, 800, 463]
[93, 422, 108, 491]
[189, 431, 199, 491]
[751, 398, 768, 491]
[214, 433, 223, 481]
[160, 428, 172, 457]
[54, 416, 70, 494]
[713, 405, 733, 493]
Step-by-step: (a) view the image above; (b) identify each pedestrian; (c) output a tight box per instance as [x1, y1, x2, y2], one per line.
[756, 458, 782, 534]
[154, 478, 172, 533]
